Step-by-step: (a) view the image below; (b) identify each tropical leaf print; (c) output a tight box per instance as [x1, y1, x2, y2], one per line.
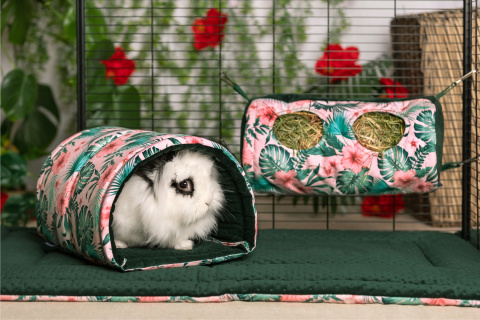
[381, 297, 423, 305]
[75, 162, 96, 197]
[66, 152, 91, 180]
[426, 164, 438, 185]
[253, 117, 270, 135]
[337, 168, 374, 194]
[399, 104, 428, 120]
[296, 168, 312, 181]
[414, 110, 436, 144]
[378, 146, 412, 182]
[370, 179, 399, 195]
[85, 169, 101, 201]
[324, 111, 355, 140]
[305, 165, 328, 186]
[39, 155, 53, 182]
[115, 136, 159, 154]
[75, 205, 94, 254]
[305, 139, 337, 157]
[142, 146, 160, 159]
[168, 137, 182, 145]
[123, 132, 155, 143]
[411, 142, 435, 170]
[324, 132, 345, 152]
[311, 101, 361, 113]
[259, 145, 294, 178]
[86, 135, 117, 155]
[36, 190, 52, 241]
[108, 158, 136, 196]
[76, 127, 106, 139]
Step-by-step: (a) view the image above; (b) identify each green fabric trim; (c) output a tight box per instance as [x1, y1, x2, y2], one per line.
[3, 227, 480, 300]
[110, 144, 256, 271]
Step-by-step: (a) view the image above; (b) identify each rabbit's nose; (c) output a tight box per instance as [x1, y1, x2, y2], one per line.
[205, 197, 213, 206]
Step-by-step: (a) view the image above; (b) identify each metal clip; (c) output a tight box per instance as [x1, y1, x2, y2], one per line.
[455, 69, 477, 84]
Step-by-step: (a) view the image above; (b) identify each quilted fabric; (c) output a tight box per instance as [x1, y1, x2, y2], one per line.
[36, 127, 257, 271]
[2, 227, 480, 303]
[241, 95, 444, 196]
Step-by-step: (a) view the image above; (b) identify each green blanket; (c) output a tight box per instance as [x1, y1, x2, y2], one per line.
[2, 227, 480, 306]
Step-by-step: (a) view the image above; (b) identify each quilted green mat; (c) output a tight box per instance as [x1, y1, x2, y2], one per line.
[2, 226, 480, 302]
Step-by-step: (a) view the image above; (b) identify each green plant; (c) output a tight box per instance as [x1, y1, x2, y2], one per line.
[1, 0, 72, 225]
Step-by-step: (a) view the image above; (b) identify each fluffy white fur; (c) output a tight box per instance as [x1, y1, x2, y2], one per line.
[112, 150, 225, 250]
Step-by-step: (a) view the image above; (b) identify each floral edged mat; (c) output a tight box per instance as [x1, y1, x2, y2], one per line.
[2, 294, 480, 307]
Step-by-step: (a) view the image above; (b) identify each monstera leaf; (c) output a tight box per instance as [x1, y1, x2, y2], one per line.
[336, 168, 373, 194]
[259, 145, 294, 178]
[378, 146, 412, 182]
[414, 110, 436, 144]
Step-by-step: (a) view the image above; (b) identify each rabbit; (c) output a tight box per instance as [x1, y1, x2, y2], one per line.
[111, 150, 225, 250]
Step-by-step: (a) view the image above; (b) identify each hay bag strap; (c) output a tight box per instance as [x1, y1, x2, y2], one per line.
[36, 127, 257, 271]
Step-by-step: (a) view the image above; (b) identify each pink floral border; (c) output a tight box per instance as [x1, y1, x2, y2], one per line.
[2, 293, 479, 307]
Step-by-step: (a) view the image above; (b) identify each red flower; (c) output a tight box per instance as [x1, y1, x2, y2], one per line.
[100, 47, 136, 86]
[192, 8, 228, 51]
[361, 195, 405, 218]
[315, 44, 363, 83]
[379, 78, 409, 98]
[1, 192, 9, 211]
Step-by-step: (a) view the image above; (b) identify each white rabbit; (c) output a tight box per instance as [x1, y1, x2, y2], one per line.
[111, 150, 225, 250]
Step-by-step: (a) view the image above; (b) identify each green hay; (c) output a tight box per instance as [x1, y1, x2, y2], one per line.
[353, 112, 405, 153]
[273, 112, 323, 150]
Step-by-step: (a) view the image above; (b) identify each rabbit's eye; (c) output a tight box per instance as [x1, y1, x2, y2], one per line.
[172, 178, 194, 196]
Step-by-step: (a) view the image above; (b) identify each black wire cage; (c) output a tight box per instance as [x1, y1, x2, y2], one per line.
[76, 0, 479, 247]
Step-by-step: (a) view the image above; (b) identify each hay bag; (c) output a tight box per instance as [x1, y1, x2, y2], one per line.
[241, 95, 444, 196]
[36, 127, 257, 271]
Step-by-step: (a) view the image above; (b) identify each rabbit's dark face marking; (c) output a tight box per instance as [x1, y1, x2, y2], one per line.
[171, 178, 194, 196]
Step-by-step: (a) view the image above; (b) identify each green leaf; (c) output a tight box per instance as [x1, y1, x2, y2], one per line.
[1, 69, 38, 121]
[1, 192, 36, 226]
[369, 179, 398, 195]
[336, 168, 374, 194]
[0, 152, 28, 188]
[142, 146, 160, 159]
[415, 167, 432, 179]
[296, 168, 312, 181]
[103, 233, 111, 246]
[426, 165, 438, 184]
[324, 132, 344, 152]
[74, 162, 95, 196]
[414, 110, 436, 144]
[324, 111, 354, 139]
[377, 146, 412, 182]
[2, 0, 33, 45]
[85, 5, 107, 43]
[111, 85, 141, 128]
[305, 139, 336, 157]
[1, 0, 14, 36]
[85, 41, 115, 86]
[259, 145, 294, 178]
[36, 84, 60, 122]
[86, 135, 116, 155]
[399, 104, 429, 120]
[13, 105, 57, 156]
[63, 5, 76, 41]
[412, 143, 435, 170]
